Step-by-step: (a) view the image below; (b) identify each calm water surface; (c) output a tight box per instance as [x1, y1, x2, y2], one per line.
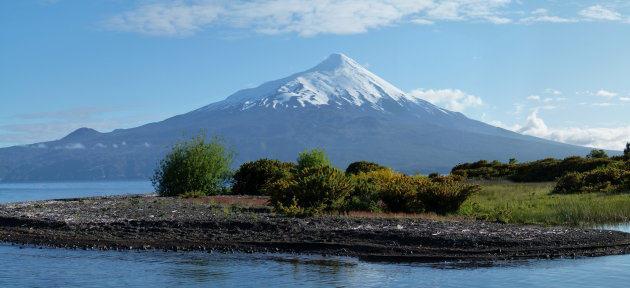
[1, 181, 629, 287]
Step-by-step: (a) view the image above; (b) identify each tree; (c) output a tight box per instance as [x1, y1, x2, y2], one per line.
[509, 158, 518, 165]
[586, 149, 608, 159]
[625, 143, 630, 161]
[151, 131, 236, 197]
[296, 148, 331, 170]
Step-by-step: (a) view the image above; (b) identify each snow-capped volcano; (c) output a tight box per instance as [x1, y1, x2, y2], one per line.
[0, 53, 594, 182]
[197, 53, 447, 114]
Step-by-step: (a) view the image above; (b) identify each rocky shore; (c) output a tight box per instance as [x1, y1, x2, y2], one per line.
[1, 194, 629, 262]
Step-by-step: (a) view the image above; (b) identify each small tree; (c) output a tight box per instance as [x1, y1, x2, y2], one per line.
[509, 158, 518, 165]
[151, 131, 235, 197]
[624, 143, 630, 161]
[296, 148, 331, 170]
[586, 149, 608, 159]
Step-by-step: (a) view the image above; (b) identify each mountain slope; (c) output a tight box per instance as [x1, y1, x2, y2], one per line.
[0, 54, 594, 181]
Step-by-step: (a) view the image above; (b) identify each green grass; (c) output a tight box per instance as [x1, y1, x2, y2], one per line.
[458, 181, 630, 227]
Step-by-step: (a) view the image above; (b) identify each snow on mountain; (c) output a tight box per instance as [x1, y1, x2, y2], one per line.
[196, 53, 448, 114]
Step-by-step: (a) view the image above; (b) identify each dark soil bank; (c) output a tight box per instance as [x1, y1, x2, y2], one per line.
[1, 194, 630, 262]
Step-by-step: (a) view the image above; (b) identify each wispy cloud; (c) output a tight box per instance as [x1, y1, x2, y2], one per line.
[409, 88, 482, 112]
[103, 1, 630, 37]
[595, 89, 618, 98]
[519, 8, 575, 23]
[579, 5, 622, 21]
[544, 88, 562, 95]
[0, 106, 169, 148]
[104, 0, 515, 37]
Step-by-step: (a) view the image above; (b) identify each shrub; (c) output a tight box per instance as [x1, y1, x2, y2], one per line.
[553, 168, 630, 194]
[582, 168, 630, 192]
[151, 132, 235, 197]
[340, 173, 384, 212]
[379, 173, 422, 213]
[232, 159, 295, 195]
[553, 172, 585, 194]
[625, 143, 630, 161]
[345, 161, 388, 175]
[587, 149, 608, 159]
[267, 166, 353, 216]
[417, 176, 481, 214]
[296, 148, 331, 170]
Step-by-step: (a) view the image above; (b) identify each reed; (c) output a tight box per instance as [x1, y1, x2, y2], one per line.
[460, 181, 630, 227]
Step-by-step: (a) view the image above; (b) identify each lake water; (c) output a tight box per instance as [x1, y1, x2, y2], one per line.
[1, 181, 630, 287]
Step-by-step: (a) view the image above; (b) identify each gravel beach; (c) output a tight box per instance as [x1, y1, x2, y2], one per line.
[1, 194, 629, 262]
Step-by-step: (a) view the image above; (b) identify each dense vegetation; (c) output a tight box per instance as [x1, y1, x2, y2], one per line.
[262, 149, 480, 216]
[153, 137, 479, 216]
[451, 150, 628, 183]
[153, 135, 630, 225]
[452, 144, 630, 226]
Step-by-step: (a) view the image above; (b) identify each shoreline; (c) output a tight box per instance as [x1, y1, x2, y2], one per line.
[1, 194, 630, 262]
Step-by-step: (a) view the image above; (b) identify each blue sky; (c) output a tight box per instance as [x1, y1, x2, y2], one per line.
[1, 0, 630, 150]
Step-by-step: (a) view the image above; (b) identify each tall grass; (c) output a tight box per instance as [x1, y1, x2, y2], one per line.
[459, 181, 630, 227]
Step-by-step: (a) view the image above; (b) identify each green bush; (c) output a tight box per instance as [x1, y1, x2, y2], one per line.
[416, 177, 481, 214]
[587, 149, 608, 159]
[267, 166, 353, 216]
[624, 143, 630, 161]
[151, 132, 235, 197]
[379, 173, 422, 213]
[340, 173, 384, 212]
[451, 160, 512, 180]
[296, 148, 331, 170]
[345, 161, 388, 175]
[232, 159, 295, 195]
[553, 172, 585, 194]
[554, 168, 630, 194]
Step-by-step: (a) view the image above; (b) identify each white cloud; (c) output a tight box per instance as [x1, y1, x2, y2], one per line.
[518, 109, 548, 137]
[105, 0, 517, 37]
[596, 90, 618, 98]
[593, 103, 613, 107]
[527, 95, 540, 101]
[410, 18, 435, 25]
[544, 88, 561, 95]
[505, 109, 630, 150]
[409, 88, 482, 112]
[519, 8, 575, 23]
[620, 97, 630, 101]
[579, 5, 622, 21]
[520, 15, 575, 23]
[532, 8, 547, 15]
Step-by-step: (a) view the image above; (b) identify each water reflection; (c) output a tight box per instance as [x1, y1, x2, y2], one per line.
[2, 242, 630, 287]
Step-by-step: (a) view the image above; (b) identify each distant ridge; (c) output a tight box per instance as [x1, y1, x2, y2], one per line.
[0, 54, 594, 181]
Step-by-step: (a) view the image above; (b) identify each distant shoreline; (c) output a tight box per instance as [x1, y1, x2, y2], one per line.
[1, 194, 629, 262]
